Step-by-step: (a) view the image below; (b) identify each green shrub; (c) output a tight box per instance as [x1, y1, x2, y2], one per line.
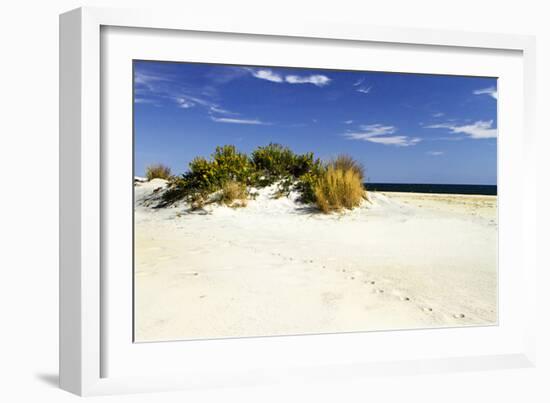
[252, 143, 296, 181]
[295, 159, 325, 203]
[314, 164, 365, 213]
[162, 145, 252, 204]
[145, 164, 172, 180]
[211, 145, 252, 185]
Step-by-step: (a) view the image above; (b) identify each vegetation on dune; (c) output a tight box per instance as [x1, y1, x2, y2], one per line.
[158, 144, 366, 213]
[145, 164, 172, 180]
[221, 180, 248, 207]
[314, 158, 366, 213]
[329, 154, 365, 181]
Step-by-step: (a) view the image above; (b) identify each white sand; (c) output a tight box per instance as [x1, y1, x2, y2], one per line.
[134, 179, 497, 342]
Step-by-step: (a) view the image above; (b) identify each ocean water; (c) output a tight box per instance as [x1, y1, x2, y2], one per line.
[365, 183, 497, 196]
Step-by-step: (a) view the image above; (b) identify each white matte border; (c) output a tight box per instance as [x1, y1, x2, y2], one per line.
[59, 7, 537, 396]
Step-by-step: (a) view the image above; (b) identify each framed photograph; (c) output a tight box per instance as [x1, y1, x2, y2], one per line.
[60, 7, 537, 396]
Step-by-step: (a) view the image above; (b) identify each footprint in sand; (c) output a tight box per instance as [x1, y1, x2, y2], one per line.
[376, 289, 385, 294]
[453, 313, 466, 319]
[423, 307, 433, 312]
[400, 296, 411, 301]
[364, 280, 375, 285]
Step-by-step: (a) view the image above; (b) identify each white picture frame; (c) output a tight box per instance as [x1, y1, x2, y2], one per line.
[59, 6, 537, 396]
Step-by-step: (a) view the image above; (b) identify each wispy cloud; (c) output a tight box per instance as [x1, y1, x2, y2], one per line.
[427, 151, 444, 156]
[344, 124, 421, 147]
[353, 77, 372, 94]
[134, 71, 171, 89]
[424, 120, 497, 139]
[432, 112, 445, 118]
[356, 85, 372, 94]
[249, 69, 331, 87]
[135, 67, 243, 117]
[175, 97, 196, 109]
[344, 120, 354, 125]
[210, 105, 239, 115]
[134, 97, 161, 106]
[210, 116, 269, 125]
[473, 86, 497, 99]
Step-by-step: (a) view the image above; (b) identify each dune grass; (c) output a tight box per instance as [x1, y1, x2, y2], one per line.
[221, 180, 248, 207]
[145, 164, 172, 180]
[330, 154, 364, 181]
[314, 156, 366, 213]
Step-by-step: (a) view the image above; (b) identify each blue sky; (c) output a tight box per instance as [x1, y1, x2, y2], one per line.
[134, 61, 497, 185]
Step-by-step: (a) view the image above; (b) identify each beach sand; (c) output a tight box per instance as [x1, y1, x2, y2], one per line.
[134, 179, 497, 342]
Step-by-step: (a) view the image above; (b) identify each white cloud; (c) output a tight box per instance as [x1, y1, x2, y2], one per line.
[249, 69, 331, 87]
[285, 74, 331, 87]
[473, 86, 497, 99]
[251, 69, 283, 83]
[432, 112, 445, 118]
[427, 151, 444, 156]
[210, 116, 268, 125]
[344, 120, 354, 124]
[344, 124, 420, 147]
[425, 120, 497, 139]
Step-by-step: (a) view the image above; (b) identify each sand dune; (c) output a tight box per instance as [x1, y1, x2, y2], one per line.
[134, 179, 497, 342]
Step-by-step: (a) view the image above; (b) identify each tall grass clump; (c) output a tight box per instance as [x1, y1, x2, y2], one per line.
[314, 155, 366, 213]
[221, 180, 248, 207]
[330, 154, 364, 181]
[145, 164, 172, 180]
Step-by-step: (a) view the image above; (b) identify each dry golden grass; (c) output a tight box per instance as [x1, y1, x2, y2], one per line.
[314, 165, 365, 213]
[221, 181, 248, 207]
[330, 154, 364, 181]
[145, 164, 172, 180]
